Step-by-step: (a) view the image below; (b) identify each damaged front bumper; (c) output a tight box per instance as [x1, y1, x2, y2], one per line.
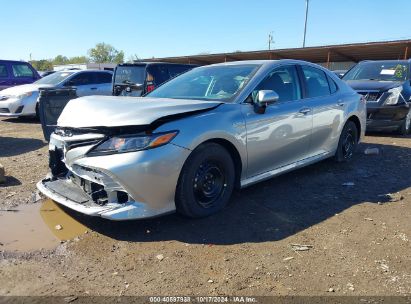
[37, 132, 191, 220]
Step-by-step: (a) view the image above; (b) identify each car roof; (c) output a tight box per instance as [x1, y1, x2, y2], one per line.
[358, 59, 411, 64]
[118, 62, 197, 67]
[55, 69, 112, 74]
[206, 59, 325, 69]
[0, 59, 31, 64]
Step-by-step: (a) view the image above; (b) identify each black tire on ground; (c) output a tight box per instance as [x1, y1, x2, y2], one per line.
[335, 120, 359, 163]
[398, 108, 411, 135]
[175, 142, 235, 218]
[35, 103, 40, 120]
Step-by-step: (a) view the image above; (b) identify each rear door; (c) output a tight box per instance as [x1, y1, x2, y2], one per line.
[91, 72, 113, 95]
[243, 64, 313, 177]
[11, 62, 37, 86]
[299, 65, 344, 156]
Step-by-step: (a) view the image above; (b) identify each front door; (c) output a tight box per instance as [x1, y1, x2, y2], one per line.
[243, 65, 313, 178]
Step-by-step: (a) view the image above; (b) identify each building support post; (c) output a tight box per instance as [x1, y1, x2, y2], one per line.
[405, 46, 409, 59]
[326, 50, 331, 69]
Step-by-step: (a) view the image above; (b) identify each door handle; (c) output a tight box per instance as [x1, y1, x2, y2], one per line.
[90, 87, 97, 90]
[337, 100, 345, 107]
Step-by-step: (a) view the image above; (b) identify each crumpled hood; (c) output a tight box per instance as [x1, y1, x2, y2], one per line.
[345, 80, 404, 92]
[58, 95, 222, 128]
[0, 83, 54, 96]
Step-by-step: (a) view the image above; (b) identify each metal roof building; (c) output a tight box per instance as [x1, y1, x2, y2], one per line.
[144, 39, 411, 70]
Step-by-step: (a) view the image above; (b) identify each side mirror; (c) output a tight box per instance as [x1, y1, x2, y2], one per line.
[253, 90, 279, 114]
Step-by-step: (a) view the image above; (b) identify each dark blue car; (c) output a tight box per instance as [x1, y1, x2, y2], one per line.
[0, 60, 41, 90]
[343, 60, 411, 135]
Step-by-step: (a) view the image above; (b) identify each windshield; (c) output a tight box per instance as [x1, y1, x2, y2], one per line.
[146, 64, 260, 102]
[343, 61, 409, 81]
[114, 66, 146, 85]
[35, 71, 75, 85]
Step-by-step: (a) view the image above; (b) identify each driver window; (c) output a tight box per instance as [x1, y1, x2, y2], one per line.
[253, 65, 301, 103]
[69, 72, 94, 86]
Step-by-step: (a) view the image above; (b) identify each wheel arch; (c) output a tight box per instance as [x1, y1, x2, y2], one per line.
[346, 115, 361, 142]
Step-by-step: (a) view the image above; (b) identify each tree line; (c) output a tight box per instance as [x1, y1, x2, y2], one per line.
[29, 43, 125, 71]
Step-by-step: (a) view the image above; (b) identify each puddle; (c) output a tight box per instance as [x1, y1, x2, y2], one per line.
[0, 199, 88, 252]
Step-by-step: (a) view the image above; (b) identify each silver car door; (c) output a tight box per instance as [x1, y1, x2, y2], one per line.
[243, 65, 313, 178]
[300, 65, 345, 156]
[92, 72, 113, 95]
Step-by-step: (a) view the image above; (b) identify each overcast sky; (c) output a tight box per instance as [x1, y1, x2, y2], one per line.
[1, 0, 410, 61]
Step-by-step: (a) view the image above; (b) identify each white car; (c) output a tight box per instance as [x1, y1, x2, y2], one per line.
[0, 70, 113, 118]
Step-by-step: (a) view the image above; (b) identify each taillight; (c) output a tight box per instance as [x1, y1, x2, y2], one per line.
[146, 84, 155, 93]
[145, 72, 155, 93]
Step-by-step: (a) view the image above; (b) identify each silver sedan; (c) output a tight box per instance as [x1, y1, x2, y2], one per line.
[37, 60, 366, 220]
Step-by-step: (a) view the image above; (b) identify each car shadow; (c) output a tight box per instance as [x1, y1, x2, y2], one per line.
[0, 137, 46, 157]
[61, 142, 411, 245]
[0, 176, 21, 187]
[2, 117, 40, 124]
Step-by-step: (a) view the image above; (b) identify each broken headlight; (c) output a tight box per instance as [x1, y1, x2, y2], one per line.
[88, 131, 178, 155]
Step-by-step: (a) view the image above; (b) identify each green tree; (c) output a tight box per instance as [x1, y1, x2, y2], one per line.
[53, 55, 69, 65]
[68, 56, 89, 64]
[29, 59, 53, 71]
[88, 43, 124, 64]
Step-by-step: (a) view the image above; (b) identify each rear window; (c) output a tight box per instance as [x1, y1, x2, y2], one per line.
[114, 66, 146, 85]
[0, 64, 7, 77]
[12, 64, 34, 77]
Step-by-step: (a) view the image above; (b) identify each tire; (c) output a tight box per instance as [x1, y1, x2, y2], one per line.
[398, 108, 411, 135]
[35, 103, 40, 120]
[175, 143, 235, 218]
[335, 120, 358, 163]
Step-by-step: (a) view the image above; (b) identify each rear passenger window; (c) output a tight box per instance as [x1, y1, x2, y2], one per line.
[149, 65, 169, 85]
[69, 73, 95, 85]
[327, 75, 338, 94]
[0, 65, 7, 77]
[301, 66, 330, 98]
[255, 65, 301, 102]
[12, 64, 34, 77]
[95, 72, 112, 84]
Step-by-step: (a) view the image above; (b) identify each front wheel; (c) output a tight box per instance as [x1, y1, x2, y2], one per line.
[335, 121, 358, 162]
[175, 143, 235, 218]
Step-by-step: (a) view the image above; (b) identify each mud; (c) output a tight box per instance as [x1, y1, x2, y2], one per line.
[0, 199, 88, 252]
[0, 117, 410, 296]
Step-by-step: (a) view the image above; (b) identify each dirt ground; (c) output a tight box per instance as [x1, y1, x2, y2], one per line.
[0, 116, 410, 297]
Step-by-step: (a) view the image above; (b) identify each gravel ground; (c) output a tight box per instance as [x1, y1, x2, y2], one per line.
[0, 116, 410, 296]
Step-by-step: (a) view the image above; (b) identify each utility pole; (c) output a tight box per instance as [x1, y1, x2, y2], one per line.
[303, 0, 309, 47]
[268, 32, 274, 50]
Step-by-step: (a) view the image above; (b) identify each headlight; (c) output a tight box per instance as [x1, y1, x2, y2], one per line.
[88, 131, 178, 155]
[16, 91, 33, 99]
[384, 86, 403, 105]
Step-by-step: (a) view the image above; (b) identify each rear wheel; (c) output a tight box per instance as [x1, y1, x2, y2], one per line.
[335, 120, 358, 162]
[398, 108, 411, 135]
[175, 143, 235, 218]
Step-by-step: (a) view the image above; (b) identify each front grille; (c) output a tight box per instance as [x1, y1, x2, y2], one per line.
[358, 91, 382, 102]
[0, 108, 10, 113]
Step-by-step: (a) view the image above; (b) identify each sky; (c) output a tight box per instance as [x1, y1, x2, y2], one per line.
[1, 0, 410, 61]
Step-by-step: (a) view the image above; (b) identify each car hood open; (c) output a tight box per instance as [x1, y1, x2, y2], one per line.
[57, 95, 222, 128]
